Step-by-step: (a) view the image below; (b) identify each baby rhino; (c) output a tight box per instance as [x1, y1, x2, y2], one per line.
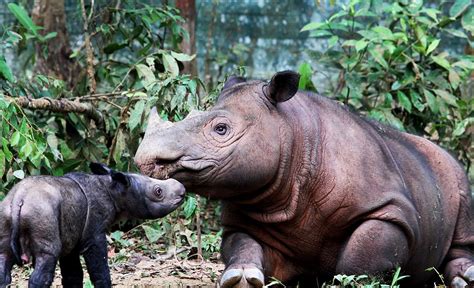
[0, 163, 185, 288]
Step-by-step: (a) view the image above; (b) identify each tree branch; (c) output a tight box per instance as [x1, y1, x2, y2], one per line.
[7, 96, 103, 125]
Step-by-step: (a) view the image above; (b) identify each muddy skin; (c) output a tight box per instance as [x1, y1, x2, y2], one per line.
[134, 71, 473, 288]
[0, 163, 185, 288]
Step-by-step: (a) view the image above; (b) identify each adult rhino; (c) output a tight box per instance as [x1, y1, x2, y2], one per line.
[134, 71, 474, 287]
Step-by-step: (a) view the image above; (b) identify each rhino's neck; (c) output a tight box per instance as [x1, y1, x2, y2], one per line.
[230, 96, 324, 223]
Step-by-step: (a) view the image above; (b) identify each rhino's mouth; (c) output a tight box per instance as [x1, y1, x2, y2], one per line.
[141, 157, 215, 181]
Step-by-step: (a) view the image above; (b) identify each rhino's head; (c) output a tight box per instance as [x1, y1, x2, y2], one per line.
[134, 71, 300, 198]
[90, 162, 185, 218]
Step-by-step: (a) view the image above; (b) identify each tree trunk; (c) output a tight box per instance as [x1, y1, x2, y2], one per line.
[176, 0, 197, 76]
[31, 0, 80, 89]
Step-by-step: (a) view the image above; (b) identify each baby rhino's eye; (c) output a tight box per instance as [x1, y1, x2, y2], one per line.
[154, 186, 163, 198]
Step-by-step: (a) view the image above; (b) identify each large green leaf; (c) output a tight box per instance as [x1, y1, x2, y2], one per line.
[462, 8, 474, 33]
[128, 100, 145, 131]
[142, 225, 164, 242]
[162, 53, 179, 77]
[431, 55, 451, 70]
[7, 3, 41, 39]
[449, 0, 471, 18]
[298, 62, 313, 90]
[135, 63, 156, 90]
[300, 22, 326, 32]
[368, 46, 388, 69]
[423, 89, 439, 113]
[433, 89, 459, 107]
[0, 57, 14, 82]
[397, 91, 412, 113]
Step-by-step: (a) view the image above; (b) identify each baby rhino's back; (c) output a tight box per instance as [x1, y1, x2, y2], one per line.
[4, 176, 87, 257]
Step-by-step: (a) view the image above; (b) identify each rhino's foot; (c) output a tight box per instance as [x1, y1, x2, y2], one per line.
[219, 266, 264, 288]
[451, 266, 474, 288]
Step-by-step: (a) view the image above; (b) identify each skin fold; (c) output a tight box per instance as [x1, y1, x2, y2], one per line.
[134, 71, 473, 287]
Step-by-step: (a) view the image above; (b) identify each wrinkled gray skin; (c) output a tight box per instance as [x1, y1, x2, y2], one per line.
[0, 163, 185, 288]
[134, 71, 474, 288]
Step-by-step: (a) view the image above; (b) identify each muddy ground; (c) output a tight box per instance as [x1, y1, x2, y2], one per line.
[11, 251, 224, 287]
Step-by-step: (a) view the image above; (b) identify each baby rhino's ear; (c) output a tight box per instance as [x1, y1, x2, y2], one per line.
[90, 162, 112, 175]
[111, 172, 130, 188]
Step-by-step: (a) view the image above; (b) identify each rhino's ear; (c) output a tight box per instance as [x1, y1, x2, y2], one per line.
[222, 76, 246, 91]
[264, 70, 300, 104]
[111, 172, 130, 188]
[90, 162, 112, 175]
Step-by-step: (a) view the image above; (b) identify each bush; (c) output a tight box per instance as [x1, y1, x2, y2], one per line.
[301, 0, 473, 175]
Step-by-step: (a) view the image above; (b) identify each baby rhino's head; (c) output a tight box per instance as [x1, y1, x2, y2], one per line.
[90, 163, 185, 219]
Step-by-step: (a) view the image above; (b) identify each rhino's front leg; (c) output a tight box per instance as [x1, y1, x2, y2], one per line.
[59, 251, 83, 287]
[83, 234, 111, 288]
[220, 232, 265, 288]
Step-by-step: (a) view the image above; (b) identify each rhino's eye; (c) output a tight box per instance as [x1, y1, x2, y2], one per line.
[214, 123, 228, 135]
[154, 186, 163, 198]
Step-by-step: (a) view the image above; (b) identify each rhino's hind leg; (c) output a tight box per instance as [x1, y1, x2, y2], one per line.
[220, 232, 264, 288]
[0, 253, 14, 288]
[28, 253, 58, 288]
[336, 219, 409, 276]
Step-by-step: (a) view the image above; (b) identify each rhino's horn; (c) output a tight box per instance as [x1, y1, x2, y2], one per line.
[145, 107, 173, 134]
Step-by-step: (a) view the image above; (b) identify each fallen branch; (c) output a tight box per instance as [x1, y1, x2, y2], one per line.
[8, 96, 103, 125]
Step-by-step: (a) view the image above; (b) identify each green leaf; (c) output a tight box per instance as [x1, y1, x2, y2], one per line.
[298, 63, 313, 90]
[355, 39, 368, 52]
[0, 57, 14, 82]
[142, 225, 164, 242]
[328, 35, 339, 49]
[7, 3, 41, 39]
[423, 89, 439, 113]
[449, 0, 470, 18]
[410, 91, 425, 112]
[135, 64, 156, 90]
[162, 53, 179, 77]
[426, 39, 440, 55]
[43, 32, 57, 41]
[183, 196, 197, 219]
[301, 22, 325, 32]
[128, 100, 145, 131]
[103, 42, 128, 54]
[422, 8, 440, 22]
[0, 150, 5, 177]
[433, 89, 459, 107]
[462, 8, 474, 33]
[431, 55, 451, 70]
[372, 26, 393, 40]
[170, 51, 195, 62]
[368, 47, 388, 69]
[448, 69, 461, 89]
[445, 28, 468, 38]
[11, 131, 20, 146]
[13, 170, 25, 179]
[397, 91, 412, 113]
[415, 26, 427, 50]
[453, 117, 474, 136]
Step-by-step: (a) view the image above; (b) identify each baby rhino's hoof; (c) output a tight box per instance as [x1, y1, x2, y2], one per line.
[219, 266, 264, 288]
[451, 266, 474, 288]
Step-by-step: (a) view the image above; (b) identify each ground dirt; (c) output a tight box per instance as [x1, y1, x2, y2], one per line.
[11, 252, 224, 287]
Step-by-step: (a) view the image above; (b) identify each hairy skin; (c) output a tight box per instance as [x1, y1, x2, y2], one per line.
[0, 163, 185, 288]
[134, 71, 473, 287]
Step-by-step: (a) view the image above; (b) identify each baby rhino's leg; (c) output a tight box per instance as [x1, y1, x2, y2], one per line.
[60, 251, 83, 287]
[83, 234, 111, 288]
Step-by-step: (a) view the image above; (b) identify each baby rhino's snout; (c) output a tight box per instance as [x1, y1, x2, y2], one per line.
[166, 178, 186, 203]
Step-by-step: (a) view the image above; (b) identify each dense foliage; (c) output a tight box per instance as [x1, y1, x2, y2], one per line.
[301, 0, 473, 174]
[0, 2, 221, 259]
